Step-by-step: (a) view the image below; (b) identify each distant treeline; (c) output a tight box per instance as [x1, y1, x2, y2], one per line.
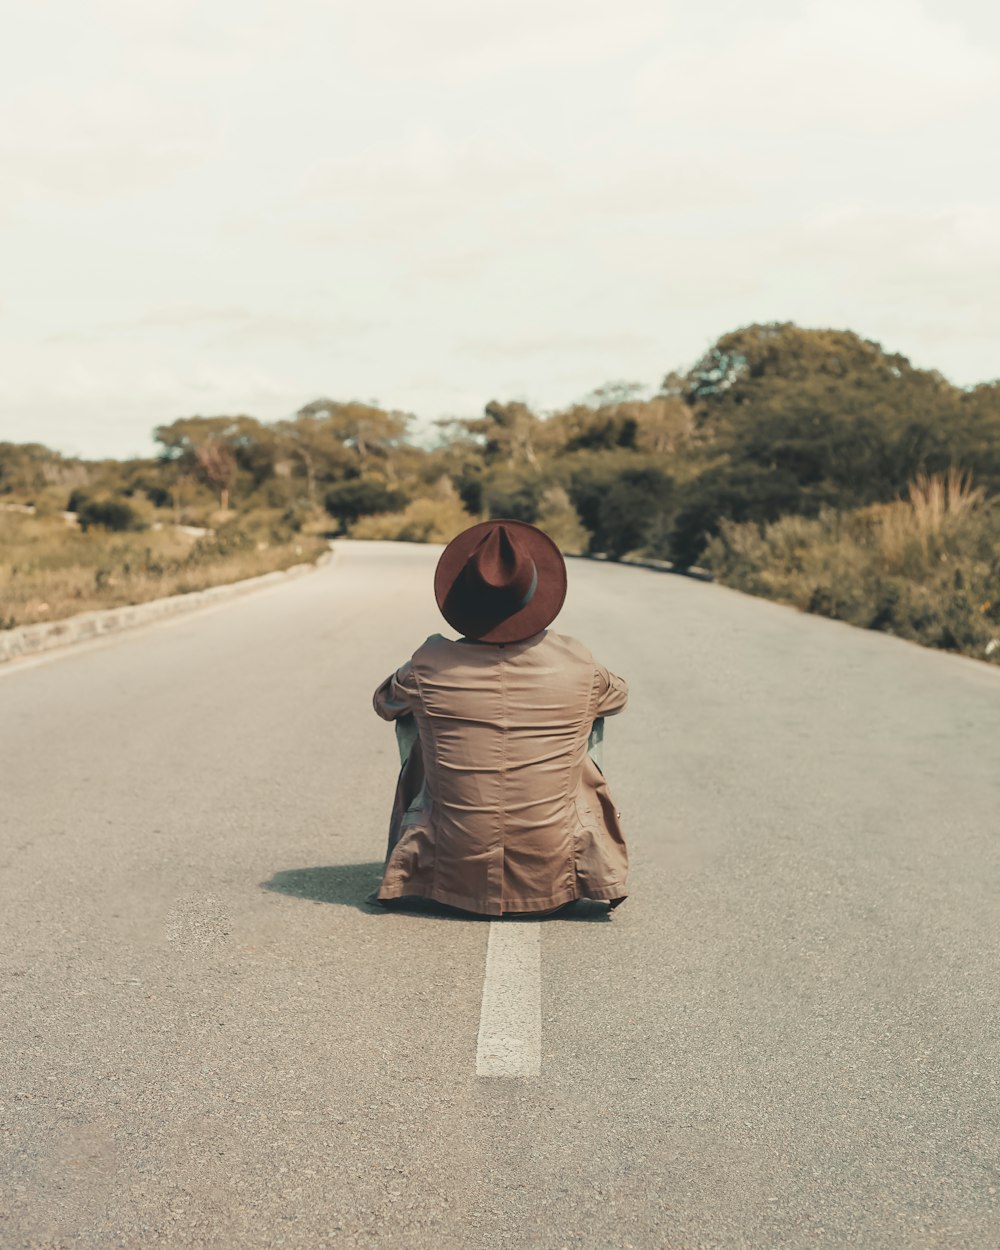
[2, 321, 999, 660]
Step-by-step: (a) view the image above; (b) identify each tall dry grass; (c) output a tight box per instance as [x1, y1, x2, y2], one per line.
[874, 468, 986, 568]
[703, 470, 1000, 663]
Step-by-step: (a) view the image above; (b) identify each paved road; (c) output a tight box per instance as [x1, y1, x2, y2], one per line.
[3, 540, 999, 1249]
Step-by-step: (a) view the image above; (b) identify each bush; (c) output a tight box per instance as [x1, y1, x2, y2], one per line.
[28, 491, 65, 519]
[482, 470, 545, 523]
[601, 466, 676, 559]
[667, 463, 812, 568]
[702, 475, 1000, 663]
[324, 480, 408, 531]
[534, 486, 590, 554]
[568, 459, 675, 559]
[281, 499, 322, 533]
[77, 497, 148, 533]
[349, 479, 473, 543]
[453, 467, 484, 515]
[211, 509, 291, 549]
[143, 484, 173, 509]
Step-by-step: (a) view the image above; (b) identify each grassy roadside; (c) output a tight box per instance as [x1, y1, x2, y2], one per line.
[702, 471, 1000, 667]
[0, 512, 328, 630]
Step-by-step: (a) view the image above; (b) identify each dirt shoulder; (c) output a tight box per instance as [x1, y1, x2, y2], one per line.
[1, 511, 329, 630]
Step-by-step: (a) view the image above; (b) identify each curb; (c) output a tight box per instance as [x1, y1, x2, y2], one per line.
[566, 551, 715, 583]
[0, 547, 335, 665]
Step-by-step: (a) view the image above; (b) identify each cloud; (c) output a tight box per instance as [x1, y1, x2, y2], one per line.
[0, 78, 224, 202]
[340, 0, 670, 78]
[123, 306, 372, 346]
[88, 0, 300, 75]
[3, 0, 999, 454]
[460, 332, 656, 359]
[636, 0, 999, 131]
[293, 138, 552, 219]
[0, 347, 327, 459]
[784, 205, 1000, 368]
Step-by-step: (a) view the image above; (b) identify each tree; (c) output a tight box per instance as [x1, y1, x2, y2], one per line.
[631, 395, 696, 455]
[274, 413, 354, 503]
[0, 442, 89, 498]
[154, 416, 265, 512]
[457, 401, 541, 468]
[296, 398, 413, 484]
[541, 388, 695, 459]
[424, 425, 489, 517]
[582, 380, 649, 406]
[671, 322, 973, 540]
[194, 439, 237, 512]
[547, 403, 638, 453]
[954, 381, 1000, 496]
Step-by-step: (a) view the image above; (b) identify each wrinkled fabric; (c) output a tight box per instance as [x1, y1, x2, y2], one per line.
[372, 629, 629, 916]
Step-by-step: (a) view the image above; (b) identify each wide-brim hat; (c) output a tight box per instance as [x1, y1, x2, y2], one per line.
[434, 518, 567, 644]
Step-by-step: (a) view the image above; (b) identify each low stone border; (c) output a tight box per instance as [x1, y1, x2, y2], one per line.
[567, 551, 715, 582]
[0, 547, 335, 664]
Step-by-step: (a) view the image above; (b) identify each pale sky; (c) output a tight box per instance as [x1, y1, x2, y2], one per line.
[3, 0, 999, 460]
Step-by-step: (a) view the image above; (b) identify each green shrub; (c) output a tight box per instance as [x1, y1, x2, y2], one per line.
[453, 467, 484, 515]
[280, 499, 321, 532]
[534, 486, 590, 554]
[324, 480, 408, 531]
[601, 466, 676, 559]
[482, 470, 545, 523]
[243, 478, 301, 509]
[349, 479, 473, 543]
[28, 492, 64, 519]
[702, 477, 1000, 663]
[77, 497, 148, 533]
[667, 463, 813, 568]
[143, 484, 173, 509]
[568, 459, 675, 559]
[189, 519, 257, 562]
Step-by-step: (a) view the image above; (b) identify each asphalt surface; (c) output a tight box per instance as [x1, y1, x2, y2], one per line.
[2, 539, 999, 1250]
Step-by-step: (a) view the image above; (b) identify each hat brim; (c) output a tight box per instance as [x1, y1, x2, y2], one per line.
[434, 519, 568, 644]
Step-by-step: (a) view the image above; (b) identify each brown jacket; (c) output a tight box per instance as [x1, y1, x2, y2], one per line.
[372, 629, 629, 916]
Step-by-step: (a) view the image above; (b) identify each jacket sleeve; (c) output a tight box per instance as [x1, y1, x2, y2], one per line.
[593, 663, 628, 717]
[373, 660, 419, 721]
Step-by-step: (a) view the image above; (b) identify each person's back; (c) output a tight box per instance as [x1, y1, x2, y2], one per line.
[372, 519, 630, 916]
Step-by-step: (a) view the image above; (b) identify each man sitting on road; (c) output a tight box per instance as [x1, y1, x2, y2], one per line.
[370, 518, 629, 917]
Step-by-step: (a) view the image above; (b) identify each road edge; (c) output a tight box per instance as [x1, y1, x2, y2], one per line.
[565, 551, 715, 582]
[0, 546, 336, 665]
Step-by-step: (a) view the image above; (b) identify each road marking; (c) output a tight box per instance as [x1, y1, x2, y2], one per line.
[476, 921, 541, 1077]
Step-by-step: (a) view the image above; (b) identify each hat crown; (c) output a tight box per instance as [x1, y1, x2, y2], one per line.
[463, 525, 535, 605]
[434, 517, 566, 644]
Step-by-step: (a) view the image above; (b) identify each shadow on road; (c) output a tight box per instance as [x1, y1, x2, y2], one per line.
[260, 862, 616, 922]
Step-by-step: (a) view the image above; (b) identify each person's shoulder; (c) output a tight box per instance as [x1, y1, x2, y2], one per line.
[411, 633, 453, 662]
[541, 629, 597, 664]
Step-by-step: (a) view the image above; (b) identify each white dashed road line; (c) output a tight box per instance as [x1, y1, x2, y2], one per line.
[476, 921, 542, 1077]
